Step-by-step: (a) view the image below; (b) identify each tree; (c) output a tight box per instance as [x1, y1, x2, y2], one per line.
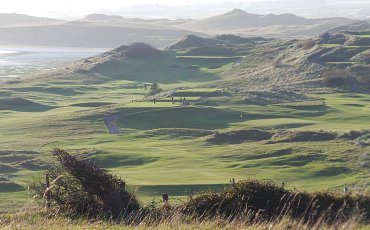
[148, 83, 162, 95]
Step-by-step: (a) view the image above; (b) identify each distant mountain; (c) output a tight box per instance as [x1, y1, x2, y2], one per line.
[180, 9, 311, 30]
[0, 22, 205, 48]
[0, 11, 355, 48]
[0, 13, 64, 27]
[177, 9, 353, 38]
[80, 14, 125, 22]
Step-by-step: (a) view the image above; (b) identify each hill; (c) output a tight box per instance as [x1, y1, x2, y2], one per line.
[178, 9, 353, 38]
[0, 11, 356, 48]
[167, 34, 271, 50]
[37, 32, 370, 93]
[0, 13, 64, 27]
[0, 22, 204, 48]
[326, 21, 370, 34]
[80, 14, 125, 22]
[164, 35, 328, 92]
[27, 31, 370, 96]
[180, 9, 311, 29]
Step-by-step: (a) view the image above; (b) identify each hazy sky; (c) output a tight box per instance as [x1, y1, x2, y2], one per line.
[1, 0, 369, 19]
[1, 0, 259, 18]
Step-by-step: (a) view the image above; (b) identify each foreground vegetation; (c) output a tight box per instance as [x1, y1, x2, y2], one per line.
[1, 211, 368, 229]
[1, 150, 368, 229]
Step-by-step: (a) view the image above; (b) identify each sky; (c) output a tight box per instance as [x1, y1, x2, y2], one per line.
[1, 0, 369, 19]
[0, 0, 257, 18]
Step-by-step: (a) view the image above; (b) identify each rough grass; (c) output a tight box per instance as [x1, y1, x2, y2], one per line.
[1, 211, 367, 229]
[182, 180, 370, 223]
[1, 180, 369, 229]
[2, 178, 369, 229]
[271, 131, 338, 143]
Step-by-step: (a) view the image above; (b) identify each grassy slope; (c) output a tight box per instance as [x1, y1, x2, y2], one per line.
[0, 48, 369, 211]
[319, 32, 370, 66]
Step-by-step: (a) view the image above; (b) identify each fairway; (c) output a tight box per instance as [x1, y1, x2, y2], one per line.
[1, 78, 370, 206]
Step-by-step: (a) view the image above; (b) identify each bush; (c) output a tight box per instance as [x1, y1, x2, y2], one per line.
[148, 83, 163, 96]
[272, 58, 282, 68]
[207, 129, 274, 144]
[30, 149, 140, 218]
[361, 51, 370, 64]
[321, 70, 348, 87]
[182, 180, 370, 224]
[271, 131, 338, 143]
[302, 39, 317, 50]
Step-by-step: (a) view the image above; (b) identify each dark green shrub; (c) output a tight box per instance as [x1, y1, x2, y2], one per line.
[322, 70, 348, 87]
[302, 39, 317, 50]
[182, 180, 370, 223]
[148, 83, 163, 96]
[323, 76, 346, 87]
[30, 149, 140, 218]
[207, 129, 274, 144]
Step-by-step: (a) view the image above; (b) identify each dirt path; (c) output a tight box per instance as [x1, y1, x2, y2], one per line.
[104, 115, 121, 134]
[104, 97, 209, 135]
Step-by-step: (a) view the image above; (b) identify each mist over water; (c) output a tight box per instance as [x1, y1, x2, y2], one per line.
[0, 47, 105, 79]
[0, 50, 19, 55]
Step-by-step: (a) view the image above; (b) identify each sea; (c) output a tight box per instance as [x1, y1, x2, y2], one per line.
[0, 47, 106, 80]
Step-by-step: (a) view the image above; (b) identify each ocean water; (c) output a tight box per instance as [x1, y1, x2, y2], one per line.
[0, 47, 105, 79]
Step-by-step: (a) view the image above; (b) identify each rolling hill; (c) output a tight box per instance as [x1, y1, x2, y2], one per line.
[0, 10, 356, 48]
[30, 30, 370, 96]
[178, 9, 353, 38]
[326, 20, 370, 34]
[0, 22, 204, 48]
[0, 13, 64, 27]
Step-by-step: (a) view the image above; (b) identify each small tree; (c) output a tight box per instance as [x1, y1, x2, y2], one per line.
[148, 83, 162, 96]
[29, 149, 140, 218]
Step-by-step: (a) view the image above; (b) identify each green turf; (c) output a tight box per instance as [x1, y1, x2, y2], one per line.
[320, 44, 370, 49]
[326, 61, 359, 64]
[320, 44, 342, 48]
[1, 88, 369, 202]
